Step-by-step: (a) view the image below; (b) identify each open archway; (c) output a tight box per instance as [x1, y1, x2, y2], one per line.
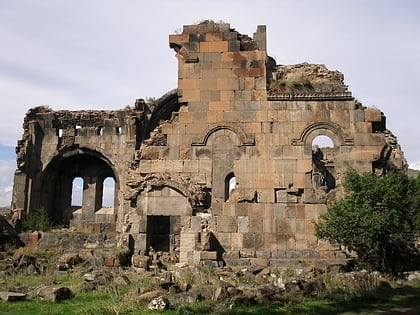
[41, 148, 117, 227]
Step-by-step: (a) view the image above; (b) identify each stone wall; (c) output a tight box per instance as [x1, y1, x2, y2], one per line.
[11, 21, 407, 266]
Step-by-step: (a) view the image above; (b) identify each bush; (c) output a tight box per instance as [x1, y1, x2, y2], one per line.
[315, 169, 420, 276]
[22, 207, 53, 232]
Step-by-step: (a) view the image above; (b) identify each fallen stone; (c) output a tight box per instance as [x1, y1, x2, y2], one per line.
[58, 253, 81, 266]
[0, 291, 26, 302]
[214, 286, 227, 301]
[172, 291, 202, 304]
[148, 296, 169, 311]
[37, 285, 74, 302]
[132, 254, 151, 269]
[83, 273, 96, 282]
[80, 282, 97, 292]
[25, 263, 40, 275]
[137, 289, 165, 302]
[256, 284, 280, 298]
[407, 271, 420, 282]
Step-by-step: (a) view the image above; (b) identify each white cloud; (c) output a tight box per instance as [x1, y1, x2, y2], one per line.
[409, 161, 420, 171]
[0, 160, 16, 207]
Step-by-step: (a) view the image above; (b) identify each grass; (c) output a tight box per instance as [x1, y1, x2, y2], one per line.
[0, 280, 419, 314]
[1, 248, 419, 314]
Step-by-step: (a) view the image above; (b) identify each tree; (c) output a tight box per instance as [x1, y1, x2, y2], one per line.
[315, 169, 420, 276]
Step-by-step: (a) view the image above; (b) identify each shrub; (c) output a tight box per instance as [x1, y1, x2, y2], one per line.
[315, 169, 420, 276]
[22, 207, 53, 232]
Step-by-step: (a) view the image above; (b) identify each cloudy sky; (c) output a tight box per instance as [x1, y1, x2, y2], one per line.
[0, 0, 419, 206]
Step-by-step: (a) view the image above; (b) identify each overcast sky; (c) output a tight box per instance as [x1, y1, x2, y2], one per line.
[0, 0, 419, 206]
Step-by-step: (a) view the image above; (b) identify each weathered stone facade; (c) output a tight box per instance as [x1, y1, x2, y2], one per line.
[12, 21, 406, 266]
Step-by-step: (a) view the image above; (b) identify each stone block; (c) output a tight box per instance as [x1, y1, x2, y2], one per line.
[365, 108, 382, 122]
[255, 251, 272, 259]
[240, 250, 256, 258]
[249, 258, 268, 267]
[249, 218, 263, 233]
[200, 251, 217, 260]
[223, 250, 240, 259]
[190, 216, 202, 232]
[242, 233, 263, 249]
[234, 203, 249, 216]
[209, 101, 230, 111]
[217, 216, 238, 233]
[295, 219, 305, 233]
[215, 232, 231, 248]
[222, 203, 235, 216]
[287, 235, 296, 250]
[180, 89, 201, 102]
[237, 216, 249, 233]
[230, 233, 243, 249]
[0, 292, 26, 302]
[263, 219, 274, 233]
[185, 123, 205, 135]
[220, 90, 235, 101]
[203, 52, 222, 62]
[205, 32, 223, 41]
[252, 90, 267, 100]
[305, 220, 315, 234]
[200, 41, 228, 52]
[243, 122, 262, 134]
[228, 40, 240, 51]
[169, 33, 189, 44]
[263, 233, 278, 251]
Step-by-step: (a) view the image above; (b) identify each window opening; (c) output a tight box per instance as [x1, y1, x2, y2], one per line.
[71, 177, 83, 206]
[224, 172, 236, 201]
[312, 135, 334, 148]
[57, 128, 63, 138]
[75, 125, 82, 135]
[116, 127, 122, 135]
[102, 177, 115, 207]
[311, 135, 336, 192]
[97, 126, 103, 135]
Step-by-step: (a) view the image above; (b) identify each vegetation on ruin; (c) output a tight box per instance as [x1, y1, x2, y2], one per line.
[22, 207, 53, 232]
[316, 169, 420, 276]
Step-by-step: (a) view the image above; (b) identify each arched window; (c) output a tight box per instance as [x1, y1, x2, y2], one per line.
[311, 135, 336, 192]
[225, 172, 236, 201]
[71, 177, 83, 207]
[312, 135, 334, 148]
[102, 177, 115, 207]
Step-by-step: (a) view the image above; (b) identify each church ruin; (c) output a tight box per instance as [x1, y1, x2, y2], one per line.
[11, 21, 406, 266]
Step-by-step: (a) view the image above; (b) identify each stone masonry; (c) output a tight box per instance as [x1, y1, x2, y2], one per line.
[11, 21, 407, 266]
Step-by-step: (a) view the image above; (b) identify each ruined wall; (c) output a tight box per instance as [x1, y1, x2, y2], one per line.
[12, 21, 407, 266]
[12, 104, 146, 230]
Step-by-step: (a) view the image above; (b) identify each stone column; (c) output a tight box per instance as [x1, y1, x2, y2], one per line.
[81, 176, 97, 221]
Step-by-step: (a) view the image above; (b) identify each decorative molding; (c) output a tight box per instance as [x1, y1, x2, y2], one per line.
[268, 92, 353, 101]
[191, 122, 255, 146]
[291, 121, 354, 146]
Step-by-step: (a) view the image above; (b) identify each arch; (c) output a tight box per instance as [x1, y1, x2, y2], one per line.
[146, 180, 201, 210]
[140, 184, 193, 216]
[291, 121, 354, 147]
[192, 122, 255, 146]
[40, 147, 118, 226]
[144, 89, 179, 141]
